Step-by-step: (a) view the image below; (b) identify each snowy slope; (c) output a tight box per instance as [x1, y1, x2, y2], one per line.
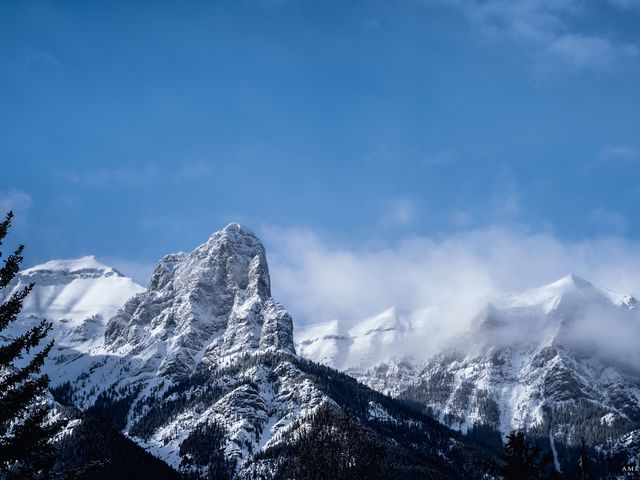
[17, 255, 143, 336]
[1, 256, 144, 383]
[16, 224, 476, 478]
[298, 275, 640, 450]
[11, 226, 636, 475]
[295, 307, 437, 394]
[406, 275, 640, 439]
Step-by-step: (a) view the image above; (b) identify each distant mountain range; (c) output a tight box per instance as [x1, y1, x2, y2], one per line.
[5, 224, 639, 478]
[297, 273, 640, 475]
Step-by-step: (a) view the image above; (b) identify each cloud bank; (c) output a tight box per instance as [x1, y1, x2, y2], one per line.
[264, 226, 640, 334]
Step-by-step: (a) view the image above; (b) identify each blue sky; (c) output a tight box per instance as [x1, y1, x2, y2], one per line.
[2, 0, 640, 304]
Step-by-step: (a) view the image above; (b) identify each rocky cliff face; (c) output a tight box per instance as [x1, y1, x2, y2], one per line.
[48, 225, 307, 474]
[401, 276, 640, 442]
[104, 223, 295, 377]
[18, 224, 639, 476]
[298, 275, 640, 459]
[13, 225, 480, 479]
[295, 307, 433, 395]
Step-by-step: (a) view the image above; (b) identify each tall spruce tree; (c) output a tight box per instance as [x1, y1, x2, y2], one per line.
[0, 211, 59, 479]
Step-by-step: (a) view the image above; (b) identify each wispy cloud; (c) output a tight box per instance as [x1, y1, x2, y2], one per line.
[54, 194, 82, 209]
[0, 189, 32, 230]
[0, 189, 33, 215]
[64, 166, 158, 187]
[176, 161, 213, 180]
[590, 207, 628, 234]
[363, 19, 382, 31]
[606, 0, 640, 11]
[422, 149, 456, 168]
[435, 0, 638, 72]
[581, 145, 639, 173]
[541, 34, 638, 72]
[25, 49, 61, 69]
[598, 145, 639, 164]
[381, 199, 418, 228]
[450, 209, 474, 228]
[491, 167, 521, 219]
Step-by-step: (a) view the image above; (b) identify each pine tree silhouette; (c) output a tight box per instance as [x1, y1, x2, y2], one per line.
[497, 430, 554, 480]
[0, 211, 60, 479]
[579, 439, 594, 480]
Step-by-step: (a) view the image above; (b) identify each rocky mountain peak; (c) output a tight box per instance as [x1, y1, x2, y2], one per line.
[105, 224, 293, 376]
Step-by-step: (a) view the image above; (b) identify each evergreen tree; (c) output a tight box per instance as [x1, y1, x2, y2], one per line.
[497, 430, 554, 480]
[0, 211, 59, 479]
[578, 440, 594, 480]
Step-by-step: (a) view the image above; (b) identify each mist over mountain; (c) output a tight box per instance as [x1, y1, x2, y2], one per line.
[3, 225, 494, 478]
[298, 271, 640, 474]
[5, 224, 640, 478]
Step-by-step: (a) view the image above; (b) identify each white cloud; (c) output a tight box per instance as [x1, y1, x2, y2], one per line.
[590, 208, 628, 233]
[436, 0, 638, 72]
[606, 0, 640, 11]
[566, 302, 640, 366]
[64, 166, 158, 187]
[25, 49, 61, 68]
[598, 145, 639, 163]
[450, 210, 474, 228]
[265, 225, 640, 337]
[381, 199, 418, 227]
[491, 168, 521, 218]
[441, 0, 576, 44]
[422, 150, 456, 168]
[0, 189, 33, 219]
[55, 194, 82, 208]
[177, 161, 212, 180]
[363, 19, 381, 31]
[542, 34, 637, 72]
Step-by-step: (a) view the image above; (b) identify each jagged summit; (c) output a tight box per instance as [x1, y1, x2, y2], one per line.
[105, 224, 294, 376]
[9, 241, 639, 476]
[148, 222, 270, 297]
[202, 223, 263, 254]
[219, 222, 259, 237]
[200, 223, 263, 259]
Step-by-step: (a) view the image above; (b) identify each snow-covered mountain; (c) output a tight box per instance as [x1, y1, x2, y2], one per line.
[298, 275, 640, 453]
[8, 224, 484, 479]
[1, 256, 144, 381]
[405, 275, 640, 438]
[296, 307, 430, 368]
[295, 307, 434, 396]
[12, 223, 638, 476]
[104, 223, 295, 377]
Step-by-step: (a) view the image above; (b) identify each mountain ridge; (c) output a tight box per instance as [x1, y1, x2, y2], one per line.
[298, 275, 640, 451]
[10, 230, 640, 477]
[9, 224, 491, 478]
